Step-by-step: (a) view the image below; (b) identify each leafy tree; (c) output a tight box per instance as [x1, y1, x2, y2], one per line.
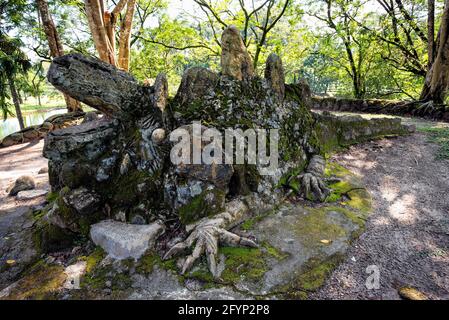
[35, 0, 82, 111]
[190, 0, 292, 70]
[0, 33, 31, 129]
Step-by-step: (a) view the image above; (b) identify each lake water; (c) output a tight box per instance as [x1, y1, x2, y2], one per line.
[0, 109, 66, 140]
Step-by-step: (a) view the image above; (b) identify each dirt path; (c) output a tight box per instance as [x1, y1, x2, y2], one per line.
[0, 140, 48, 214]
[0, 140, 50, 289]
[312, 131, 449, 300]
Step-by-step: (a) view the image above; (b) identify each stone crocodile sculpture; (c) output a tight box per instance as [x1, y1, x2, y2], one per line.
[37, 26, 410, 278]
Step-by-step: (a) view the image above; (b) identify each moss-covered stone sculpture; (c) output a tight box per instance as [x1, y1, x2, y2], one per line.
[40, 25, 411, 279]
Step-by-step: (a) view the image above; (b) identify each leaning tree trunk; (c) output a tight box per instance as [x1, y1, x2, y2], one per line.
[420, 0, 449, 103]
[36, 0, 82, 112]
[8, 75, 25, 130]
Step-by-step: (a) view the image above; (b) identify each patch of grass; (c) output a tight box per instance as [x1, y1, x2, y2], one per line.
[419, 127, 449, 159]
[9, 100, 65, 115]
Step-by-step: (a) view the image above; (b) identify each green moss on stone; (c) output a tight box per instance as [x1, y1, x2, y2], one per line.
[261, 242, 289, 260]
[324, 162, 372, 214]
[136, 253, 160, 274]
[79, 248, 117, 291]
[46, 192, 59, 203]
[179, 189, 225, 225]
[343, 189, 372, 213]
[290, 208, 346, 250]
[81, 247, 106, 274]
[219, 246, 268, 283]
[136, 251, 178, 275]
[324, 162, 352, 178]
[32, 219, 75, 254]
[0, 260, 66, 300]
[295, 254, 344, 292]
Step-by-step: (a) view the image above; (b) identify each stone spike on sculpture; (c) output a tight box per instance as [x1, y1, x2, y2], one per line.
[265, 53, 285, 99]
[220, 25, 254, 81]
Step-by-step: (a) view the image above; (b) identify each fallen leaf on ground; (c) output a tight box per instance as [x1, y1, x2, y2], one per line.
[398, 287, 427, 300]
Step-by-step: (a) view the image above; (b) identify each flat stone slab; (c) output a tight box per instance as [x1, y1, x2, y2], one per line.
[90, 220, 165, 260]
[129, 267, 250, 300]
[239, 203, 361, 296]
[16, 189, 48, 200]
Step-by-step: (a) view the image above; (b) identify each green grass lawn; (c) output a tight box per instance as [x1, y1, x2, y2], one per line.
[8, 98, 66, 116]
[20, 101, 66, 113]
[9, 98, 94, 116]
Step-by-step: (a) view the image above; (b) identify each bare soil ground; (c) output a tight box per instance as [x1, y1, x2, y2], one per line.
[0, 140, 48, 214]
[312, 132, 449, 300]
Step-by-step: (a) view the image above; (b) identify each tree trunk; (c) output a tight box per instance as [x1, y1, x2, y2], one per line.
[420, 0, 449, 103]
[8, 75, 25, 130]
[428, 0, 436, 69]
[63, 94, 82, 112]
[83, 0, 135, 71]
[84, 0, 116, 65]
[36, 0, 82, 112]
[117, 0, 136, 71]
[17, 91, 23, 104]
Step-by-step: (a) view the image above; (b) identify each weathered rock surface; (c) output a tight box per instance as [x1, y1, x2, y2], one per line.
[221, 25, 254, 81]
[265, 53, 285, 99]
[90, 220, 165, 260]
[0, 112, 87, 149]
[82, 111, 99, 123]
[47, 54, 154, 119]
[38, 167, 49, 174]
[16, 189, 48, 200]
[63, 261, 87, 290]
[153, 73, 169, 112]
[312, 96, 449, 122]
[63, 188, 101, 216]
[7, 176, 35, 196]
[0, 208, 40, 291]
[315, 111, 412, 153]
[174, 67, 219, 106]
[43, 119, 117, 161]
[234, 203, 362, 296]
[129, 267, 250, 300]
